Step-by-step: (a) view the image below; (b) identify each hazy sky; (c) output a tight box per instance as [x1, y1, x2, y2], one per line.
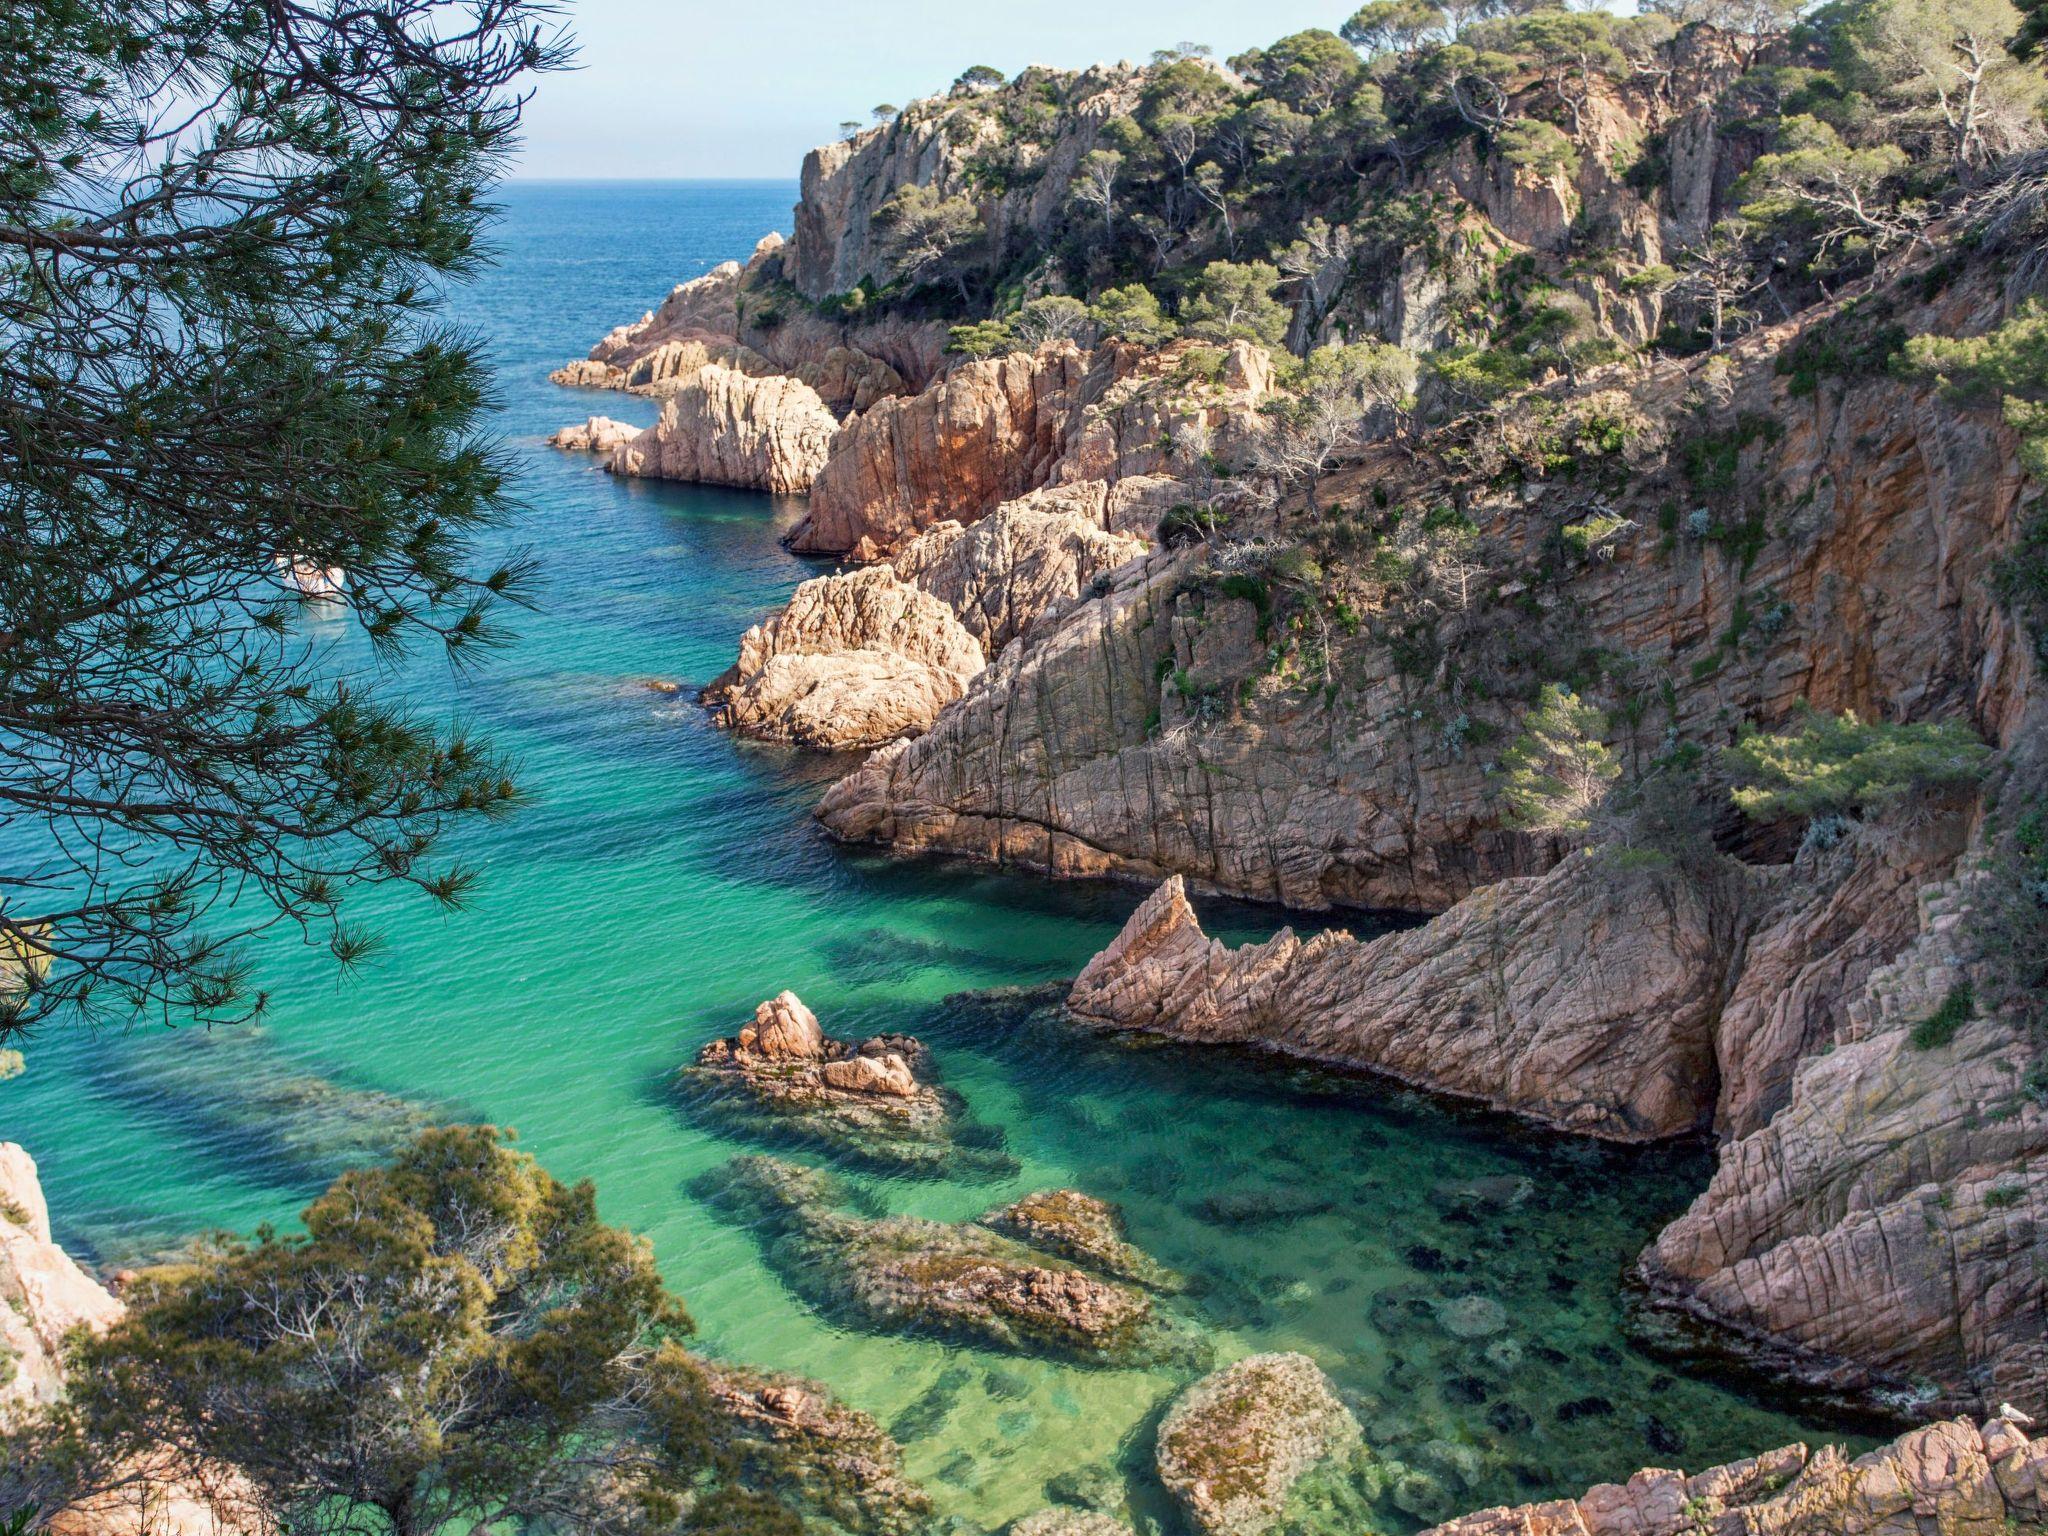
[515, 0, 1351, 180]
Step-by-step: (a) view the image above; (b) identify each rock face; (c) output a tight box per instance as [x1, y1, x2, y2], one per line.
[1067, 862, 1747, 1142]
[678, 993, 1010, 1177]
[706, 495, 1147, 751]
[695, 1157, 1192, 1366]
[607, 364, 838, 494]
[1420, 1418, 2047, 1536]
[1154, 1353, 1360, 1536]
[792, 346, 1090, 557]
[814, 267, 2037, 912]
[702, 568, 986, 750]
[0, 1143, 124, 1424]
[1644, 858, 2048, 1416]
[790, 339, 1272, 559]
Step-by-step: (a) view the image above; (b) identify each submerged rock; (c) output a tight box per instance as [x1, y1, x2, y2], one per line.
[1154, 1353, 1360, 1536]
[696, 1358, 933, 1536]
[1009, 1511, 1135, 1536]
[678, 992, 1010, 1178]
[978, 1188, 1183, 1292]
[695, 1156, 1194, 1366]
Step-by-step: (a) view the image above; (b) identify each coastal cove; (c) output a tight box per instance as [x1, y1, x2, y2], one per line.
[2, 182, 1858, 1533]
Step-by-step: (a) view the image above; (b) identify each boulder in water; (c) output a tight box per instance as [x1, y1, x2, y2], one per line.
[1155, 1353, 1360, 1536]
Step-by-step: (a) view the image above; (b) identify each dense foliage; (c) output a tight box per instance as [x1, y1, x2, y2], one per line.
[0, 1127, 808, 1536]
[0, 0, 567, 1031]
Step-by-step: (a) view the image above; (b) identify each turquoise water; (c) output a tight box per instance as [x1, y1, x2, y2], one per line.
[3, 182, 1853, 1533]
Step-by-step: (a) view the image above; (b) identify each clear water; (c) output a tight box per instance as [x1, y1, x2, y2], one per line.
[2, 182, 1856, 1533]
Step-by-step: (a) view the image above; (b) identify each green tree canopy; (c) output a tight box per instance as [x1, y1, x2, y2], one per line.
[6, 1127, 806, 1536]
[0, 0, 568, 1032]
[1502, 685, 1623, 838]
[1181, 261, 1291, 346]
[1090, 284, 1176, 345]
[1724, 709, 1991, 820]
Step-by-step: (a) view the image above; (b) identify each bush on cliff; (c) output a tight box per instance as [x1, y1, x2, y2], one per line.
[1724, 710, 1991, 821]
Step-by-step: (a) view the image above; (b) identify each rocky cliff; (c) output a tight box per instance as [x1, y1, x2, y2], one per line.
[0, 1143, 123, 1426]
[818, 264, 2036, 909]
[1421, 1417, 2048, 1536]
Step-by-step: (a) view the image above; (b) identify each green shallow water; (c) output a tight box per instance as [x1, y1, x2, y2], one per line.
[2, 181, 1858, 1534]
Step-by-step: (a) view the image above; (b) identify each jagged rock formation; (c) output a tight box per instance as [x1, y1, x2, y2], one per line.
[1009, 1511, 1135, 1536]
[607, 364, 838, 495]
[1645, 860, 2047, 1416]
[694, 1156, 1196, 1366]
[1154, 1353, 1360, 1536]
[701, 569, 986, 749]
[790, 339, 1271, 559]
[678, 992, 1010, 1176]
[1420, 1418, 2047, 1536]
[1067, 862, 1748, 1141]
[706, 495, 1148, 750]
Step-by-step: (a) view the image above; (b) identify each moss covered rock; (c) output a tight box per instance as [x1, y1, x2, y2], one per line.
[1155, 1353, 1360, 1536]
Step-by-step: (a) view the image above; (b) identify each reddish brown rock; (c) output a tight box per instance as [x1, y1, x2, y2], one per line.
[609, 364, 838, 494]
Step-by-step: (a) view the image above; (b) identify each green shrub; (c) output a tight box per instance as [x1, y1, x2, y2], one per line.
[1984, 1183, 2025, 1210]
[1725, 710, 1990, 821]
[1909, 980, 1974, 1050]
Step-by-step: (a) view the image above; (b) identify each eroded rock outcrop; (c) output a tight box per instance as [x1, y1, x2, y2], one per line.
[702, 569, 985, 749]
[678, 992, 1010, 1176]
[1067, 862, 1745, 1142]
[1154, 1353, 1360, 1536]
[707, 494, 1148, 750]
[547, 415, 641, 457]
[607, 364, 838, 495]
[695, 1359, 932, 1536]
[1645, 861, 2048, 1416]
[695, 1156, 1195, 1366]
[1420, 1417, 2047, 1536]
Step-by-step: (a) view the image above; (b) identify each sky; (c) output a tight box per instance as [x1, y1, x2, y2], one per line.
[514, 0, 1352, 180]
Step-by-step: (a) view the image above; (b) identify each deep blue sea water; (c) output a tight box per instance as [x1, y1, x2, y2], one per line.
[1, 181, 1851, 1533]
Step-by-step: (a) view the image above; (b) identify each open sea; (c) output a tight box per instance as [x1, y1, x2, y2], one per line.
[2, 180, 1859, 1534]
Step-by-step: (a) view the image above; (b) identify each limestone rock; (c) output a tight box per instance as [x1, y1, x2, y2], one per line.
[1420, 1419, 2046, 1536]
[1154, 1353, 1359, 1536]
[695, 1157, 1193, 1366]
[681, 996, 1007, 1177]
[547, 415, 641, 457]
[1066, 860, 1745, 1141]
[977, 1189, 1182, 1291]
[609, 364, 837, 495]
[743, 991, 826, 1059]
[702, 567, 986, 750]
[813, 256, 2038, 913]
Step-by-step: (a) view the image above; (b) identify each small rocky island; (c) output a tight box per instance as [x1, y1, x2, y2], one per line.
[677, 991, 1012, 1176]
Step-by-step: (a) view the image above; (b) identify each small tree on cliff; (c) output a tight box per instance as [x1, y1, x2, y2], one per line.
[0, 0, 565, 1033]
[1502, 685, 1623, 840]
[873, 184, 985, 300]
[1181, 261, 1292, 347]
[1249, 343, 1418, 520]
[4, 1127, 799, 1536]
